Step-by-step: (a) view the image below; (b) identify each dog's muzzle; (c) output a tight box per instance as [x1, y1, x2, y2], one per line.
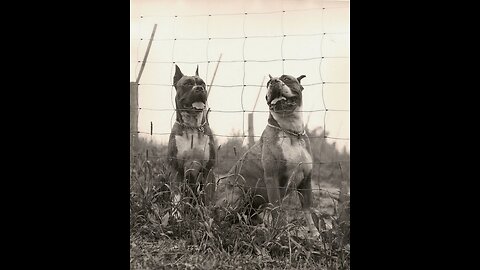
[268, 91, 298, 113]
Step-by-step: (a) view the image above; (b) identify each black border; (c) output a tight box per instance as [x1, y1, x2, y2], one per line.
[6, 1, 476, 268]
[350, 2, 477, 268]
[9, 1, 129, 268]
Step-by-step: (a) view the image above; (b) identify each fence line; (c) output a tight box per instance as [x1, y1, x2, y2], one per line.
[138, 5, 347, 19]
[131, 131, 349, 140]
[132, 5, 350, 185]
[138, 82, 349, 87]
[133, 32, 348, 42]
[130, 3, 350, 234]
[133, 5, 350, 140]
[131, 108, 348, 113]
[138, 56, 348, 64]
[133, 153, 348, 165]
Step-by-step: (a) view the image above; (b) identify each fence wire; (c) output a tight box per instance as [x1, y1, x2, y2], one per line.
[131, 5, 350, 196]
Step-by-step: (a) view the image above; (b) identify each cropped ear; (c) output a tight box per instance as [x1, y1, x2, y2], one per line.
[266, 77, 271, 89]
[297, 75, 306, 83]
[297, 75, 306, 91]
[173, 65, 183, 87]
[195, 65, 199, 76]
[297, 75, 307, 91]
[268, 74, 273, 80]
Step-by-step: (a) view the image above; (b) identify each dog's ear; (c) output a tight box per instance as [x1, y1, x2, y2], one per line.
[173, 65, 184, 87]
[267, 74, 273, 89]
[195, 65, 199, 76]
[297, 75, 306, 91]
[297, 75, 306, 83]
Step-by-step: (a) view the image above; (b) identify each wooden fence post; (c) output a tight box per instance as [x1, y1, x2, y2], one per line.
[247, 113, 254, 148]
[246, 76, 265, 148]
[130, 82, 139, 163]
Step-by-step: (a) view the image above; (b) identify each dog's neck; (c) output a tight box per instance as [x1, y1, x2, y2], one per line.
[177, 109, 207, 128]
[268, 106, 304, 134]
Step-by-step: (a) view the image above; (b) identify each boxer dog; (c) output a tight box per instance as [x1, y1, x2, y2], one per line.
[167, 65, 216, 214]
[214, 74, 320, 238]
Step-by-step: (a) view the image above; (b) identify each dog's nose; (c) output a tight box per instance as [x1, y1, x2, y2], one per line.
[193, 86, 205, 92]
[270, 78, 283, 86]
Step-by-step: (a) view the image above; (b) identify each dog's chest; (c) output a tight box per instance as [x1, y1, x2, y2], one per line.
[278, 136, 313, 179]
[175, 131, 210, 163]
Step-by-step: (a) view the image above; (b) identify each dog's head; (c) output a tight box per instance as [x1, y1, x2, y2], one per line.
[173, 65, 208, 113]
[266, 74, 306, 113]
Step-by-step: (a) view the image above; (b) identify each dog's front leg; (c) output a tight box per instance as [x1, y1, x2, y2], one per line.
[298, 174, 320, 238]
[262, 146, 285, 229]
[167, 137, 183, 219]
[201, 168, 216, 206]
[168, 168, 183, 220]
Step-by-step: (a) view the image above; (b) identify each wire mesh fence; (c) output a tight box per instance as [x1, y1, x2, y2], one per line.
[130, 1, 350, 205]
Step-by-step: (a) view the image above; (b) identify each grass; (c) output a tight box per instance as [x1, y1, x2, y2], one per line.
[130, 143, 350, 270]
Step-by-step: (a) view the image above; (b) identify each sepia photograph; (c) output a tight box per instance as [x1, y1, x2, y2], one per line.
[130, 0, 350, 268]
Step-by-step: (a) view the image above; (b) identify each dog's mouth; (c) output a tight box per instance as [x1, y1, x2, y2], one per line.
[183, 101, 206, 113]
[268, 95, 299, 113]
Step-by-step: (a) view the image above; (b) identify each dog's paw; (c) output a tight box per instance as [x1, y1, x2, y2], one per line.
[307, 228, 321, 240]
[310, 230, 320, 238]
[171, 208, 182, 221]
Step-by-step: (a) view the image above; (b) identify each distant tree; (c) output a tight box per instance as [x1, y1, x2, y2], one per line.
[306, 127, 350, 188]
[215, 131, 248, 174]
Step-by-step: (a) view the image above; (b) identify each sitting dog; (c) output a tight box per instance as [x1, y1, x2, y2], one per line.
[167, 65, 216, 213]
[214, 74, 320, 238]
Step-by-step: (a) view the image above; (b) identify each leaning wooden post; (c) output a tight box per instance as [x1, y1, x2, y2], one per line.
[136, 24, 157, 84]
[131, 24, 157, 163]
[207, 53, 223, 98]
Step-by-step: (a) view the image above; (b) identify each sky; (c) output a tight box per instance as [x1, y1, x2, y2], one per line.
[130, 0, 349, 152]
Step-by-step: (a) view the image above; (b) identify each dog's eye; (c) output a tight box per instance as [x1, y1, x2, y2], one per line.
[284, 77, 290, 81]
